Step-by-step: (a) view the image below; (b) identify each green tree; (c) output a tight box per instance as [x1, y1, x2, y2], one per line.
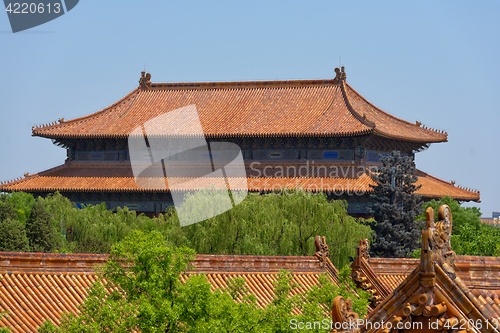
[0, 192, 35, 226]
[0, 218, 30, 251]
[368, 151, 423, 258]
[0, 193, 33, 252]
[0, 194, 19, 222]
[39, 230, 370, 333]
[25, 201, 61, 252]
[166, 190, 372, 268]
[39, 193, 154, 253]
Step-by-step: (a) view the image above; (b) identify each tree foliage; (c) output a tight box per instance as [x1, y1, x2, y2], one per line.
[25, 201, 61, 252]
[0, 191, 371, 268]
[0, 218, 29, 252]
[38, 231, 370, 333]
[167, 190, 373, 268]
[368, 151, 423, 258]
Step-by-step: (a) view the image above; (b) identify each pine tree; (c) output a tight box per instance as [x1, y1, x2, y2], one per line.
[368, 151, 423, 257]
[0, 218, 30, 251]
[25, 201, 60, 252]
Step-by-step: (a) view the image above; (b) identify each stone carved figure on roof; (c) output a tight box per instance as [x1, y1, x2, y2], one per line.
[331, 296, 360, 333]
[314, 235, 329, 268]
[341, 66, 346, 80]
[359, 239, 370, 261]
[139, 71, 152, 89]
[426, 204, 456, 267]
[334, 66, 347, 83]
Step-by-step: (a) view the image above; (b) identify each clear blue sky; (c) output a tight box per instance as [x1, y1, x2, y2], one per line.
[1, 1, 499, 216]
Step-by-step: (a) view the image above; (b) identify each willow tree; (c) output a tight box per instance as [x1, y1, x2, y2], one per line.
[164, 190, 373, 268]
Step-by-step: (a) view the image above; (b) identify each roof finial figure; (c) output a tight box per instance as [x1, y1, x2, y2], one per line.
[314, 235, 329, 267]
[331, 296, 359, 332]
[421, 205, 455, 271]
[334, 67, 341, 81]
[334, 67, 347, 82]
[139, 71, 152, 89]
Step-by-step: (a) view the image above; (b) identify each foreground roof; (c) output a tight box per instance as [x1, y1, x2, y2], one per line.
[31, 70, 447, 143]
[334, 205, 500, 333]
[0, 162, 480, 202]
[352, 243, 500, 308]
[0, 250, 337, 333]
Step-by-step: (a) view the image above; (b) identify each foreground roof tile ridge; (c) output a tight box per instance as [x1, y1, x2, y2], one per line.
[333, 205, 500, 333]
[350, 239, 392, 308]
[360, 255, 500, 298]
[0, 246, 339, 332]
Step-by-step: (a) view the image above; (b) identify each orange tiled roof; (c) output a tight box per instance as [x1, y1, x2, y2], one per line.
[415, 169, 481, 202]
[356, 255, 500, 299]
[0, 252, 338, 333]
[31, 77, 447, 143]
[0, 163, 480, 201]
[183, 254, 339, 309]
[0, 253, 106, 333]
[481, 217, 500, 226]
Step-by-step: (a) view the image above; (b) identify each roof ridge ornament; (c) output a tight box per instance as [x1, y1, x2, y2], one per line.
[139, 71, 152, 90]
[358, 239, 370, 261]
[334, 66, 347, 83]
[421, 205, 456, 280]
[314, 235, 329, 268]
[331, 296, 360, 332]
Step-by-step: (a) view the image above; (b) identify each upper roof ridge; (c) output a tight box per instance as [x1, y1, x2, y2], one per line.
[144, 78, 341, 91]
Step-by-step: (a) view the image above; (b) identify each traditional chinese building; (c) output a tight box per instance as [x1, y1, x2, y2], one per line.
[0, 68, 479, 214]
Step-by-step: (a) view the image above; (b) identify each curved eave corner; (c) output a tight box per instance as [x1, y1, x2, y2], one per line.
[342, 81, 448, 144]
[30, 88, 140, 138]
